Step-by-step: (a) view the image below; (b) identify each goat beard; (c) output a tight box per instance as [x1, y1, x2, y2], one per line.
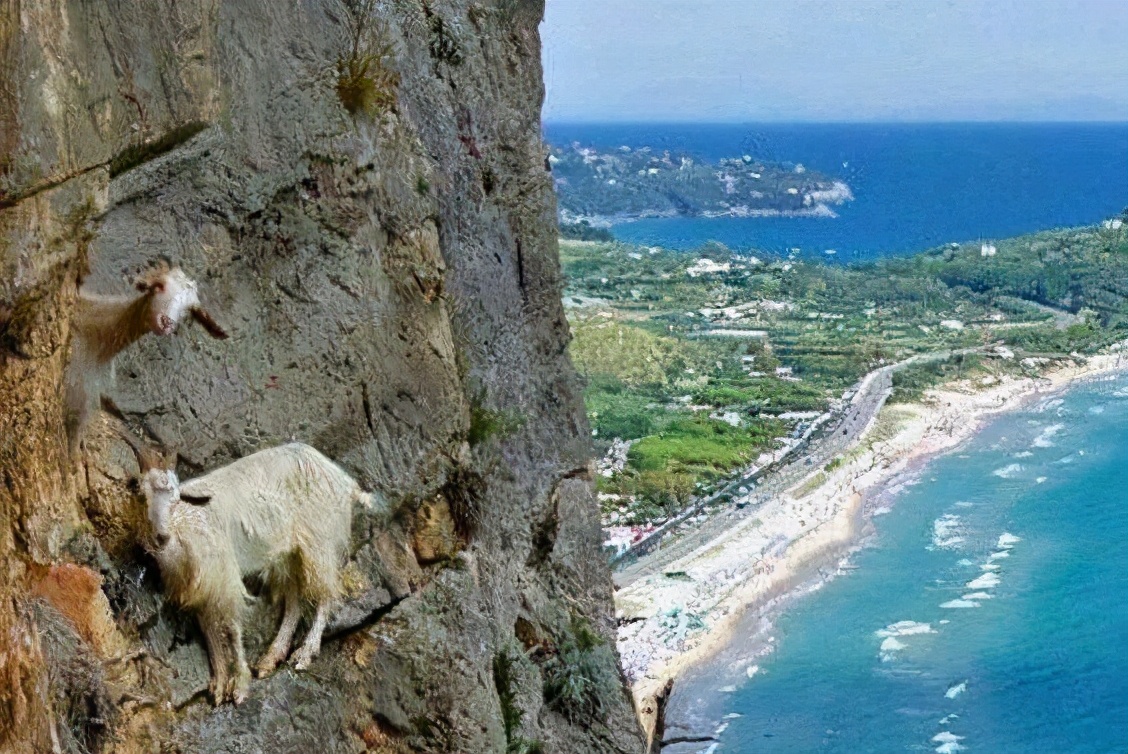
[190, 307, 229, 339]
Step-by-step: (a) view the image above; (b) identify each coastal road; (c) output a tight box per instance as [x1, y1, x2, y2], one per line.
[613, 348, 981, 588]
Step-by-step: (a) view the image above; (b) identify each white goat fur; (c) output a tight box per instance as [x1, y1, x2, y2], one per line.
[139, 443, 365, 704]
[66, 264, 226, 454]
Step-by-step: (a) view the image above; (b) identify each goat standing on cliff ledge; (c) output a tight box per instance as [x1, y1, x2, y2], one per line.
[66, 261, 228, 455]
[128, 442, 367, 705]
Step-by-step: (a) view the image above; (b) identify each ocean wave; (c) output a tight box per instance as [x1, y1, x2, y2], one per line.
[1013, 450, 1034, 458]
[997, 533, 1021, 548]
[876, 621, 933, 661]
[961, 592, 993, 600]
[1032, 423, 1064, 448]
[931, 514, 964, 549]
[879, 636, 906, 661]
[981, 563, 1000, 571]
[1089, 405, 1106, 414]
[938, 714, 959, 725]
[954, 501, 975, 508]
[1036, 476, 1047, 484]
[880, 637, 906, 652]
[1032, 397, 1064, 413]
[933, 730, 966, 753]
[940, 599, 979, 609]
[877, 620, 934, 638]
[988, 550, 1010, 561]
[992, 463, 1024, 478]
[945, 681, 967, 699]
[966, 572, 1001, 589]
[745, 664, 760, 678]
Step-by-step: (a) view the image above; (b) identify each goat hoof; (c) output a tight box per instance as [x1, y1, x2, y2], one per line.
[229, 678, 250, 706]
[290, 652, 312, 671]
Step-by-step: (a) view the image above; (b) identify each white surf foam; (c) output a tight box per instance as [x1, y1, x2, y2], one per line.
[876, 621, 934, 638]
[988, 550, 1010, 561]
[966, 573, 1000, 589]
[935, 737, 966, 754]
[880, 637, 906, 652]
[981, 563, 1000, 571]
[879, 635, 907, 661]
[961, 592, 993, 600]
[1032, 423, 1064, 448]
[992, 463, 1024, 478]
[954, 501, 975, 508]
[1036, 476, 1047, 484]
[745, 664, 760, 678]
[997, 533, 1021, 548]
[1033, 397, 1064, 413]
[931, 514, 964, 549]
[940, 599, 979, 609]
[933, 732, 965, 744]
[945, 681, 967, 699]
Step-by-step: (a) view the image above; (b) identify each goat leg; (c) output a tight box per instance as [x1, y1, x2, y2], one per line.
[256, 593, 301, 678]
[200, 615, 230, 706]
[290, 602, 328, 670]
[227, 620, 252, 705]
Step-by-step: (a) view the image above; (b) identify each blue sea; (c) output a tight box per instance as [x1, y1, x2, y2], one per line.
[668, 376, 1128, 753]
[543, 123, 1128, 260]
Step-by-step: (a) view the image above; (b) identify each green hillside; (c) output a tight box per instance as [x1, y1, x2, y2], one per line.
[563, 217, 1128, 524]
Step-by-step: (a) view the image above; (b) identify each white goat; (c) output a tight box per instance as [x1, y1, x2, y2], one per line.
[66, 261, 228, 455]
[130, 442, 365, 705]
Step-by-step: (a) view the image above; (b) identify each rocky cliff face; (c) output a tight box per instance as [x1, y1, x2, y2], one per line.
[0, 1, 644, 751]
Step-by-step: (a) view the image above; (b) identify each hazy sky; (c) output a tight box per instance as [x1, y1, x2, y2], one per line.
[541, 0, 1128, 122]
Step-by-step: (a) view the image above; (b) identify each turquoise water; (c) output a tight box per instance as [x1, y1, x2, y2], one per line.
[672, 377, 1128, 753]
[544, 123, 1128, 259]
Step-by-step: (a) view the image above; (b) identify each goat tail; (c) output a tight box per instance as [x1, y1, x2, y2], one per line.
[353, 489, 374, 509]
[352, 488, 390, 522]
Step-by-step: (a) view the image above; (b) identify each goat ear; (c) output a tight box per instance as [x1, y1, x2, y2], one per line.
[189, 307, 229, 339]
[180, 493, 212, 506]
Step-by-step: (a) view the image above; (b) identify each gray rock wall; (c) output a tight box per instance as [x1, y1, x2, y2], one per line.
[0, 1, 644, 751]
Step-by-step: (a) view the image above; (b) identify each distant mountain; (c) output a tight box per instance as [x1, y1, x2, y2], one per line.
[548, 142, 853, 224]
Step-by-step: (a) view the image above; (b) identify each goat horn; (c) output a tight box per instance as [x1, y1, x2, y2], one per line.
[103, 404, 166, 473]
[189, 306, 229, 339]
[116, 426, 157, 472]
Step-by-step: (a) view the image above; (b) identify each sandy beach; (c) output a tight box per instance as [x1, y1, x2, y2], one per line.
[617, 347, 1128, 741]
